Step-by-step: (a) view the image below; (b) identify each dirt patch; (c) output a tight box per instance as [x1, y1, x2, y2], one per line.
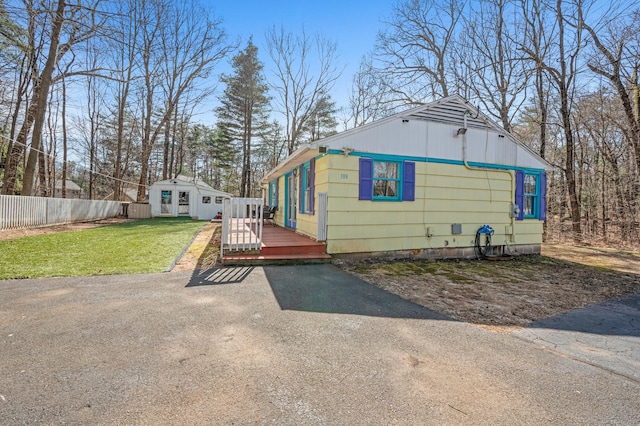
[0, 218, 135, 241]
[172, 222, 221, 271]
[338, 244, 640, 331]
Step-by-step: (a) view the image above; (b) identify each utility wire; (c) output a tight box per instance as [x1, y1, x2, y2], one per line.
[0, 133, 143, 188]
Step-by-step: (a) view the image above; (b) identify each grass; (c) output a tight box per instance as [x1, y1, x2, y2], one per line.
[0, 218, 206, 279]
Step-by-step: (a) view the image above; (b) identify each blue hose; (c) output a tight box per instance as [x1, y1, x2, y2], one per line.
[475, 225, 494, 258]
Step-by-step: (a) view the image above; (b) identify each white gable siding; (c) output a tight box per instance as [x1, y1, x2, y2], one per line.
[322, 118, 544, 171]
[327, 120, 418, 156]
[494, 133, 516, 165]
[426, 121, 460, 162]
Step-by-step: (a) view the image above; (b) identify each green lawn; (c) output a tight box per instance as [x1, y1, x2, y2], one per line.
[0, 218, 206, 279]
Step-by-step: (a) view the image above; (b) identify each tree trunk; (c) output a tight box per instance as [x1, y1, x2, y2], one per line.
[600, 159, 606, 241]
[37, 143, 47, 196]
[2, 102, 37, 194]
[62, 77, 68, 198]
[561, 99, 581, 240]
[22, 0, 67, 196]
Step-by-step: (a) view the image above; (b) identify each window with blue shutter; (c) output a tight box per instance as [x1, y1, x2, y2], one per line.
[516, 170, 545, 220]
[359, 157, 414, 202]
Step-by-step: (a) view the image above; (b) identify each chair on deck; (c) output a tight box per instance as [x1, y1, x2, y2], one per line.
[262, 205, 277, 224]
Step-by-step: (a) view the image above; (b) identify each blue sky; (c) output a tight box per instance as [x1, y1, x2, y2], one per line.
[201, 0, 394, 123]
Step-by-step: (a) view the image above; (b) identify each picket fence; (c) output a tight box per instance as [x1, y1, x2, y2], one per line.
[0, 195, 122, 231]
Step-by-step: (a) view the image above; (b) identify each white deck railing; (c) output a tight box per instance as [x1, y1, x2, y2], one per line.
[221, 198, 264, 256]
[0, 195, 122, 231]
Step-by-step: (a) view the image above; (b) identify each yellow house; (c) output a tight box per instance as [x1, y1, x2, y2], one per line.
[261, 95, 552, 259]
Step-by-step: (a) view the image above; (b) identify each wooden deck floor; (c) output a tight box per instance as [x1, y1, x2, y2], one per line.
[222, 222, 330, 265]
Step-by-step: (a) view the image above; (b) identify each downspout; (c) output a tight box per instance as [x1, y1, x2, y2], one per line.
[461, 110, 517, 244]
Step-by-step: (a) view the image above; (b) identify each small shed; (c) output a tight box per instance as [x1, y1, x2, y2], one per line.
[261, 95, 552, 259]
[149, 175, 231, 220]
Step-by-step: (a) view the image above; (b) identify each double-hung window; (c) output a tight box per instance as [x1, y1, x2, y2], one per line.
[515, 170, 547, 220]
[523, 174, 538, 218]
[269, 179, 278, 206]
[298, 159, 315, 214]
[300, 163, 311, 212]
[373, 161, 400, 199]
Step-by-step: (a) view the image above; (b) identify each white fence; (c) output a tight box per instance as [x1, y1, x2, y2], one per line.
[0, 195, 122, 231]
[221, 198, 264, 256]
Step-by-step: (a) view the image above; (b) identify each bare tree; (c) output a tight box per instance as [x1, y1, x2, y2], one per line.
[135, 0, 233, 201]
[265, 26, 341, 155]
[109, 0, 139, 201]
[347, 55, 395, 128]
[460, 0, 528, 132]
[578, 6, 640, 174]
[3, 0, 104, 196]
[520, 0, 587, 241]
[374, 0, 466, 104]
[521, 0, 552, 159]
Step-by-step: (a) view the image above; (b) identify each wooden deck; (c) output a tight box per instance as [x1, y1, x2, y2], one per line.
[222, 222, 331, 265]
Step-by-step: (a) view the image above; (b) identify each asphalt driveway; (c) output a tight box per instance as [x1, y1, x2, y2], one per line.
[1, 265, 639, 424]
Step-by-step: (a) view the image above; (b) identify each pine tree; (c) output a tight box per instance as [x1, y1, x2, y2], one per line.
[216, 38, 270, 197]
[208, 122, 236, 189]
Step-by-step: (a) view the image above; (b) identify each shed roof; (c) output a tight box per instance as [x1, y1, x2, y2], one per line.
[152, 175, 232, 196]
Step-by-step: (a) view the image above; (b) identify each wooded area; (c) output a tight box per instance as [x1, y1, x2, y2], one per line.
[0, 0, 639, 247]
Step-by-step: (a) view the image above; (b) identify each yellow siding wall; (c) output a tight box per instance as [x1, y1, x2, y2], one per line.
[268, 157, 327, 240]
[271, 176, 285, 227]
[324, 155, 543, 254]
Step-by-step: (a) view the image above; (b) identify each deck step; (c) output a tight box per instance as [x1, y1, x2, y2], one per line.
[260, 244, 327, 256]
[222, 253, 332, 266]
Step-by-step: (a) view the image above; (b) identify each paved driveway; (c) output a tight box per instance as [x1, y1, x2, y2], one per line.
[514, 292, 640, 382]
[1, 265, 639, 424]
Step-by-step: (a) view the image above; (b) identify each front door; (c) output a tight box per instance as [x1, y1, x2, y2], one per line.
[160, 190, 172, 214]
[178, 191, 190, 215]
[285, 170, 297, 229]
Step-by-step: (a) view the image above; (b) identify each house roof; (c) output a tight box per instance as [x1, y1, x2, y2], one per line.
[54, 179, 82, 191]
[261, 95, 552, 183]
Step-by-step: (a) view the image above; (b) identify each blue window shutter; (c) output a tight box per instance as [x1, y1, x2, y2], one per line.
[539, 172, 547, 221]
[359, 158, 373, 200]
[402, 161, 415, 201]
[515, 170, 524, 221]
[298, 166, 304, 213]
[309, 158, 315, 214]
